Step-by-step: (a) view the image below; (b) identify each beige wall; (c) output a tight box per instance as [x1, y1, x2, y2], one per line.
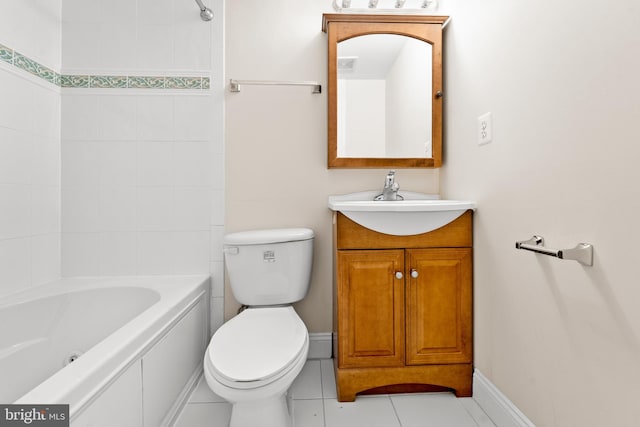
[440, 1, 640, 426]
[228, 0, 640, 425]
[224, 0, 438, 331]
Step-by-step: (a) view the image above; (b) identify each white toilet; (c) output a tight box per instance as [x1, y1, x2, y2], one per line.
[204, 228, 314, 427]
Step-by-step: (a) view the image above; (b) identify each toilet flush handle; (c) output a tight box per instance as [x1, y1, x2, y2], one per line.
[223, 247, 239, 255]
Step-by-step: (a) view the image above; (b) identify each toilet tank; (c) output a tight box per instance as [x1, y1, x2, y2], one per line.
[223, 228, 314, 306]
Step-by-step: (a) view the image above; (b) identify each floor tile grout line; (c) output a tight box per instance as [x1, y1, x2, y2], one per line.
[321, 397, 328, 427]
[318, 359, 326, 398]
[388, 394, 405, 427]
[462, 398, 495, 427]
[463, 401, 483, 427]
[319, 359, 328, 427]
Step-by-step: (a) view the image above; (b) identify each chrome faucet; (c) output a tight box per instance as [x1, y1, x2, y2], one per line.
[374, 170, 403, 201]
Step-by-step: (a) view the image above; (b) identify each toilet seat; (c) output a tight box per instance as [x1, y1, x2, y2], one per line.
[206, 306, 308, 390]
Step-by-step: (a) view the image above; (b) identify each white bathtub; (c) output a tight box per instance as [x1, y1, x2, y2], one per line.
[0, 275, 210, 426]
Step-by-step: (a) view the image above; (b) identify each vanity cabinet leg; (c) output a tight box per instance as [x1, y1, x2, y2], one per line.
[336, 382, 357, 402]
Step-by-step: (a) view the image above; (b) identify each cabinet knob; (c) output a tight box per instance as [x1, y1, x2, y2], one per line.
[411, 269, 419, 278]
[395, 271, 403, 279]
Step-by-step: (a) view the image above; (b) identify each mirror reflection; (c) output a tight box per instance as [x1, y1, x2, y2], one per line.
[337, 34, 432, 158]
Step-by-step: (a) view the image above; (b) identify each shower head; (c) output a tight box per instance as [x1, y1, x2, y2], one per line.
[194, 0, 213, 21]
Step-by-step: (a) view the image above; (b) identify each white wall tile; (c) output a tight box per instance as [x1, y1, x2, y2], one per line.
[0, 72, 34, 132]
[62, 140, 101, 187]
[0, 5, 61, 295]
[136, 231, 174, 275]
[99, 232, 137, 275]
[137, 24, 175, 70]
[0, 185, 31, 240]
[56, 0, 219, 287]
[136, 96, 174, 141]
[32, 137, 61, 186]
[98, 141, 137, 187]
[0, 128, 33, 185]
[31, 186, 60, 235]
[0, 3, 29, 52]
[137, 141, 174, 186]
[172, 231, 210, 273]
[137, 0, 174, 26]
[62, 186, 101, 232]
[99, 187, 137, 232]
[174, 141, 213, 186]
[0, 238, 31, 296]
[31, 86, 61, 138]
[62, 22, 101, 70]
[99, 0, 136, 24]
[136, 187, 175, 231]
[174, 97, 214, 141]
[98, 96, 137, 141]
[209, 226, 224, 262]
[0, 1, 61, 70]
[173, 23, 212, 71]
[61, 232, 101, 276]
[173, 188, 211, 230]
[210, 190, 224, 226]
[61, 0, 100, 24]
[209, 261, 224, 297]
[100, 23, 138, 71]
[210, 153, 224, 191]
[61, 96, 100, 140]
[29, 1, 62, 70]
[31, 233, 61, 286]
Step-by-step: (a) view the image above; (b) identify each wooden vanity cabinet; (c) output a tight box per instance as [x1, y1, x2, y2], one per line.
[333, 211, 473, 402]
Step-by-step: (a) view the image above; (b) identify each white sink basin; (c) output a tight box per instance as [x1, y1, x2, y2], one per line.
[328, 191, 476, 236]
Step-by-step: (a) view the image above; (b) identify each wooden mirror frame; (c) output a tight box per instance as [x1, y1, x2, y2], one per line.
[323, 14, 448, 168]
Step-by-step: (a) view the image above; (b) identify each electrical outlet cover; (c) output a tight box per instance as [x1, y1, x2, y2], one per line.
[477, 112, 493, 145]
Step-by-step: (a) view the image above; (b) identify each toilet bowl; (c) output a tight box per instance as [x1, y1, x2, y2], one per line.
[204, 306, 309, 427]
[203, 228, 314, 427]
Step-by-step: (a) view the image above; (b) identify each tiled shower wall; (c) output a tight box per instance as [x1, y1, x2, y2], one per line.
[0, 0, 224, 330]
[0, 2, 62, 298]
[60, 0, 225, 330]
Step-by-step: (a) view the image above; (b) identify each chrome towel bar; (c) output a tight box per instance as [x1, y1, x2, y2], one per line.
[229, 79, 322, 94]
[515, 235, 593, 266]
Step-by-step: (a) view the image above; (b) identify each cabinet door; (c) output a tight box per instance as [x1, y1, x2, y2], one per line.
[406, 248, 472, 365]
[337, 250, 405, 368]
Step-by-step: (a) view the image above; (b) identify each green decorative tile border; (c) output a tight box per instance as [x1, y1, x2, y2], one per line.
[0, 42, 210, 90]
[0, 43, 13, 65]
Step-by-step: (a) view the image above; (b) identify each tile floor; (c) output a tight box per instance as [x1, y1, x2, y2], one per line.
[174, 359, 497, 427]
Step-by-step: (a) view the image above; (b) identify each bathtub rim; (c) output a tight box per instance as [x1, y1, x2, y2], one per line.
[10, 274, 211, 420]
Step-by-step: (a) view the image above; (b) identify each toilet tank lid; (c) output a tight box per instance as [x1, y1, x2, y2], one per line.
[223, 228, 314, 245]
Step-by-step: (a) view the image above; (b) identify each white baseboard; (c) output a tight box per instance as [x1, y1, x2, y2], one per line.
[308, 333, 332, 359]
[473, 370, 536, 427]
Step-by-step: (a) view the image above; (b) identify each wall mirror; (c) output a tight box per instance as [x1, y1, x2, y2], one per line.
[323, 14, 448, 168]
